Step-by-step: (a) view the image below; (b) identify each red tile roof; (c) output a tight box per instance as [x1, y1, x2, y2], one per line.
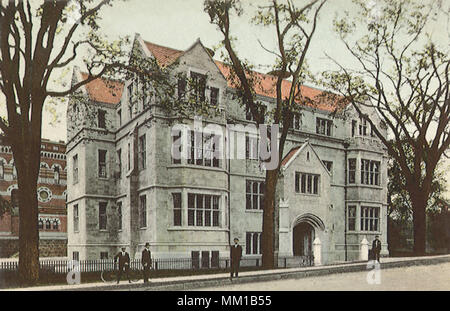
[281, 146, 301, 167]
[144, 41, 184, 67]
[80, 73, 123, 105]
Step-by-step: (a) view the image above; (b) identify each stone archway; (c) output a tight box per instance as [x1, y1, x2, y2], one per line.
[293, 222, 314, 256]
[292, 213, 325, 257]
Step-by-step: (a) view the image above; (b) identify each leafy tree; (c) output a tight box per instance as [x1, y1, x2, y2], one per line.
[0, 0, 171, 284]
[204, 0, 327, 268]
[321, 0, 449, 255]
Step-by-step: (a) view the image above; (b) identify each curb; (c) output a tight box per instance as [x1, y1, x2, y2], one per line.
[61, 255, 450, 291]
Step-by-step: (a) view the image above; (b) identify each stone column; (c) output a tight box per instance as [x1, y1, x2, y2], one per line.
[360, 236, 369, 261]
[313, 237, 322, 266]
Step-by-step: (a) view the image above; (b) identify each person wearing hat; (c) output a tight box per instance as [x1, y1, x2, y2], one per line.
[141, 242, 152, 283]
[230, 237, 242, 279]
[114, 247, 131, 284]
[372, 235, 382, 262]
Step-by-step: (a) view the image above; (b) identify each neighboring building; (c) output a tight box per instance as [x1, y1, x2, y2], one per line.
[0, 137, 67, 257]
[66, 34, 389, 264]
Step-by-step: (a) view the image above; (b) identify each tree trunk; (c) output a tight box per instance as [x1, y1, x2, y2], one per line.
[411, 191, 427, 256]
[12, 126, 42, 285]
[261, 168, 279, 269]
[17, 175, 40, 285]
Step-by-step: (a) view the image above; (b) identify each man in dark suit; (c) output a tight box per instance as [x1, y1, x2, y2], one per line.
[114, 247, 131, 284]
[141, 242, 152, 283]
[230, 238, 242, 279]
[372, 235, 382, 262]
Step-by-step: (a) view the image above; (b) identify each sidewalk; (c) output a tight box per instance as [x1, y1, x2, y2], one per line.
[4, 254, 450, 291]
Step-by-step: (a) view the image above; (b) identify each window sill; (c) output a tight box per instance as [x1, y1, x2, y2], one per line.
[245, 209, 263, 213]
[347, 184, 382, 190]
[295, 192, 320, 197]
[167, 226, 227, 232]
[167, 164, 224, 172]
[99, 229, 108, 232]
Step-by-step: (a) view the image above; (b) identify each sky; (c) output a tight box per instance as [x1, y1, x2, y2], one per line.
[3, 0, 449, 197]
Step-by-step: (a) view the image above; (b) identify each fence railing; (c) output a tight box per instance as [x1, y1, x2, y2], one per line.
[0, 255, 314, 275]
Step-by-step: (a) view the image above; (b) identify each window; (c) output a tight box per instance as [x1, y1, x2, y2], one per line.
[99, 202, 107, 230]
[245, 135, 258, 160]
[348, 159, 356, 184]
[73, 204, 79, 232]
[291, 113, 301, 130]
[98, 109, 106, 129]
[38, 219, 44, 230]
[246, 232, 262, 255]
[116, 149, 122, 179]
[11, 189, 19, 208]
[178, 77, 186, 102]
[316, 118, 332, 136]
[187, 131, 220, 167]
[53, 219, 59, 231]
[139, 195, 147, 228]
[210, 87, 219, 106]
[201, 251, 210, 268]
[98, 150, 107, 178]
[54, 167, 60, 184]
[246, 105, 266, 122]
[172, 130, 181, 164]
[173, 193, 182, 226]
[187, 193, 220, 227]
[73, 154, 78, 184]
[127, 83, 133, 105]
[118, 109, 122, 127]
[191, 251, 200, 269]
[348, 206, 356, 231]
[246, 180, 264, 210]
[352, 120, 357, 137]
[45, 219, 51, 230]
[0, 161, 4, 179]
[73, 251, 79, 262]
[138, 134, 146, 170]
[100, 252, 108, 260]
[359, 117, 368, 136]
[211, 251, 219, 268]
[295, 173, 319, 195]
[190, 72, 206, 103]
[117, 201, 122, 231]
[127, 143, 131, 171]
[361, 159, 380, 185]
[361, 206, 380, 232]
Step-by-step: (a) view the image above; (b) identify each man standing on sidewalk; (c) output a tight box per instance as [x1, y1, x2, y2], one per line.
[230, 238, 242, 279]
[114, 247, 131, 284]
[142, 242, 152, 283]
[372, 235, 382, 262]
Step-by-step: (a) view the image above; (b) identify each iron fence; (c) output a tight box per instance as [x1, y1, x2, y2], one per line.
[0, 255, 314, 274]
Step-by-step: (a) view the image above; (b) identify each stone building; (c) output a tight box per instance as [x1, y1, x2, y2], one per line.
[66, 34, 389, 264]
[0, 137, 67, 257]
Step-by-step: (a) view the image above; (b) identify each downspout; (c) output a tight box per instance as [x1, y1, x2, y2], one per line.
[344, 141, 349, 261]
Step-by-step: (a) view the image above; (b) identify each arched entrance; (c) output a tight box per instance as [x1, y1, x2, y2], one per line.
[291, 213, 325, 257]
[293, 222, 315, 256]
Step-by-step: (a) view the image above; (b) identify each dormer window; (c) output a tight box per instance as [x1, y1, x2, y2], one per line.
[359, 117, 368, 136]
[316, 117, 332, 136]
[190, 72, 206, 103]
[210, 87, 219, 106]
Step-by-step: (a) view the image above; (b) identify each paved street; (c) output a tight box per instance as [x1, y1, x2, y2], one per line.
[194, 262, 450, 291]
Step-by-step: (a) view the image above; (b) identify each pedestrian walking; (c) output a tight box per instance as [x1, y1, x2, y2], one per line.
[141, 242, 152, 283]
[114, 247, 131, 284]
[230, 237, 242, 279]
[372, 235, 382, 263]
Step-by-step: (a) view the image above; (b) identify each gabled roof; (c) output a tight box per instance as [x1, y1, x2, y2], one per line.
[280, 140, 331, 175]
[80, 73, 123, 105]
[144, 41, 184, 67]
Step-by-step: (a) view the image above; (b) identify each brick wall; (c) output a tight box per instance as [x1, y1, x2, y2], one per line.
[0, 239, 67, 258]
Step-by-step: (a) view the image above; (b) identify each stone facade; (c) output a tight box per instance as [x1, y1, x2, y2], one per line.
[0, 137, 67, 258]
[66, 35, 389, 264]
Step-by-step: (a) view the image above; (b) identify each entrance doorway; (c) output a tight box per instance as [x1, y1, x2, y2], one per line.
[293, 222, 315, 256]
